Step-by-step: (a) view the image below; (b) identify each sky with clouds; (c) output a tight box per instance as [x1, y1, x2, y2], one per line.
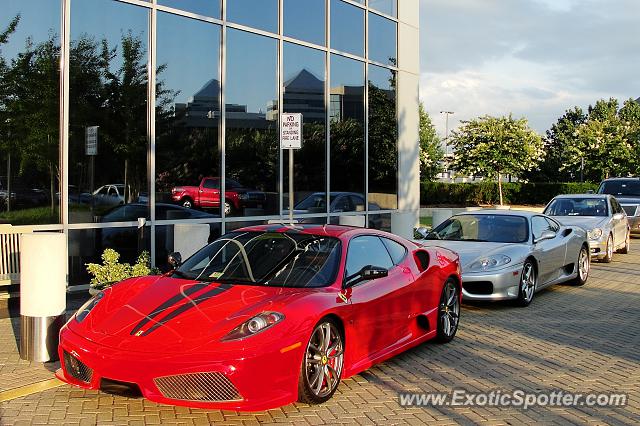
[419, 0, 640, 136]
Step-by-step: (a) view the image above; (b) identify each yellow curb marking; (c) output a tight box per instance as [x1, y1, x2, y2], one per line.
[0, 378, 64, 402]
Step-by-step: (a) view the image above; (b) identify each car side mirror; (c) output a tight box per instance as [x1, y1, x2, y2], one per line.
[168, 252, 182, 268]
[414, 227, 429, 239]
[534, 231, 556, 244]
[344, 265, 388, 287]
[613, 213, 624, 220]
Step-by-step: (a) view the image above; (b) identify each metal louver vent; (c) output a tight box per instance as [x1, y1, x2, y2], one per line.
[63, 351, 93, 383]
[154, 372, 241, 402]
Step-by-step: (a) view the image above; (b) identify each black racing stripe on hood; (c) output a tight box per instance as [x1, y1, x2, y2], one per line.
[140, 283, 232, 336]
[130, 282, 208, 336]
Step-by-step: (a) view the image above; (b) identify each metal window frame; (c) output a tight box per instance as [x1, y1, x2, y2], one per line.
[54, 0, 400, 278]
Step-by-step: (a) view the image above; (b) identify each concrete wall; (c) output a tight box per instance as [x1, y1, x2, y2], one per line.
[396, 0, 420, 228]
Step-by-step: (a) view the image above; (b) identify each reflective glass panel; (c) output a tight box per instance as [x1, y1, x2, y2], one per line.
[369, 0, 397, 17]
[330, 0, 364, 57]
[368, 12, 396, 65]
[225, 29, 278, 217]
[330, 55, 364, 203]
[284, 0, 326, 46]
[155, 223, 221, 270]
[368, 65, 397, 209]
[69, 0, 149, 223]
[283, 43, 326, 215]
[158, 0, 220, 19]
[367, 213, 391, 232]
[155, 13, 221, 216]
[227, 0, 278, 33]
[0, 0, 60, 224]
[68, 227, 150, 285]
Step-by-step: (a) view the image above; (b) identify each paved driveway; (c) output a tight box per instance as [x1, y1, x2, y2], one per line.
[1, 243, 639, 425]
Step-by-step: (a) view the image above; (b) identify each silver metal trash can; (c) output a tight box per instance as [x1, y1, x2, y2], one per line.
[19, 233, 67, 362]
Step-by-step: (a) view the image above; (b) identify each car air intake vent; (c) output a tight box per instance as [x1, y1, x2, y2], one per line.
[463, 281, 494, 295]
[622, 205, 638, 217]
[63, 351, 93, 383]
[154, 372, 241, 402]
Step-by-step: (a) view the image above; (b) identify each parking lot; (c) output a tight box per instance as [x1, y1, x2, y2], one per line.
[1, 243, 639, 425]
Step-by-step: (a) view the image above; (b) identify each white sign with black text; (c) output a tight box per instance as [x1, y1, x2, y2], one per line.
[280, 113, 303, 149]
[85, 126, 99, 156]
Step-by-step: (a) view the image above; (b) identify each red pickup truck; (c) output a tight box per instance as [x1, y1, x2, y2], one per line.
[171, 177, 266, 215]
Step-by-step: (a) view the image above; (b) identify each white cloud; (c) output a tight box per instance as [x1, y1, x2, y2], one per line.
[420, 0, 640, 135]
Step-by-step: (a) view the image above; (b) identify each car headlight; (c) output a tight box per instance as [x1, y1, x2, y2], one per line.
[467, 255, 512, 272]
[221, 312, 284, 341]
[588, 228, 603, 240]
[75, 292, 104, 323]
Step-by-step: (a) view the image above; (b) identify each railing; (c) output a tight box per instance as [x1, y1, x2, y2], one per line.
[0, 225, 34, 285]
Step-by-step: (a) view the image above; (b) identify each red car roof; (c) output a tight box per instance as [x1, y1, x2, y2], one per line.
[234, 223, 365, 238]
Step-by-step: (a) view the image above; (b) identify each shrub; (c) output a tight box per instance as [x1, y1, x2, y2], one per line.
[420, 181, 599, 206]
[86, 249, 157, 290]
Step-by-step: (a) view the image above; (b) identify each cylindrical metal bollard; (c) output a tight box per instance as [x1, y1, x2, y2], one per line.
[20, 233, 67, 362]
[391, 211, 417, 240]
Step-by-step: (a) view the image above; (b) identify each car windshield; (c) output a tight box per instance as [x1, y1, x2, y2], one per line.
[599, 180, 640, 197]
[295, 194, 337, 210]
[544, 198, 608, 217]
[173, 231, 341, 288]
[426, 214, 529, 243]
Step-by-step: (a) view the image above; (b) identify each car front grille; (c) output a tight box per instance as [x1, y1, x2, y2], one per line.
[463, 281, 494, 295]
[621, 204, 639, 217]
[154, 372, 241, 402]
[246, 192, 266, 202]
[63, 351, 93, 383]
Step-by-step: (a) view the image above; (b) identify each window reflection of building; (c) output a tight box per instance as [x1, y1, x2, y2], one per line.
[0, 0, 417, 288]
[330, 86, 365, 123]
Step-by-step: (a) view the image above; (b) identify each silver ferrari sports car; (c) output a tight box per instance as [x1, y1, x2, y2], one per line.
[415, 210, 590, 306]
[544, 194, 630, 262]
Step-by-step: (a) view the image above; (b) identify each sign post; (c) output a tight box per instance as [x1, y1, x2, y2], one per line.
[280, 113, 303, 224]
[85, 126, 99, 210]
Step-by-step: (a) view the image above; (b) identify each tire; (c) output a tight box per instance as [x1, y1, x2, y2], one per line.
[570, 246, 590, 286]
[618, 231, 630, 254]
[435, 278, 460, 343]
[298, 319, 344, 405]
[602, 235, 613, 263]
[515, 260, 536, 307]
[181, 198, 193, 209]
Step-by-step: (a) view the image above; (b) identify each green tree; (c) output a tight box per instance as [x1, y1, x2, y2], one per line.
[418, 104, 444, 181]
[561, 98, 639, 180]
[450, 115, 544, 205]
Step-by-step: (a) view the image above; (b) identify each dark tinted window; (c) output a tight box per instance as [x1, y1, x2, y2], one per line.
[598, 180, 640, 197]
[544, 197, 609, 217]
[175, 232, 341, 287]
[611, 198, 623, 214]
[429, 214, 529, 244]
[345, 235, 393, 277]
[381, 237, 407, 265]
[203, 179, 219, 189]
[227, 0, 278, 33]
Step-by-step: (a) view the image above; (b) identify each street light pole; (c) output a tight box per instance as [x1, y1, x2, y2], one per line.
[440, 111, 454, 154]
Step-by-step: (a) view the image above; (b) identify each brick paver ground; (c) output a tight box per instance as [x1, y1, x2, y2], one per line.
[1, 243, 639, 425]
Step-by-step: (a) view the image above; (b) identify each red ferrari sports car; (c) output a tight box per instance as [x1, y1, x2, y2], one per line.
[57, 224, 461, 411]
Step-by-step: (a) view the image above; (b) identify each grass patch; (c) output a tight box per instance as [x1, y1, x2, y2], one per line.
[419, 216, 432, 228]
[0, 206, 60, 225]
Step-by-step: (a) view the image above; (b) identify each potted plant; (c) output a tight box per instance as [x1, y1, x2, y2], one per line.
[86, 249, 157, 295]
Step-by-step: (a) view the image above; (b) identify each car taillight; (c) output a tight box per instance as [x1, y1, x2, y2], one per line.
[172, 187, 182, 194]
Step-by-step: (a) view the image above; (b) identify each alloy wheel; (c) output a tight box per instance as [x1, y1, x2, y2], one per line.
[304, 322, 344, 398]
[521, 262, 536, 303]
[439, 281, 460, 338]
[578, 248, 589, 282]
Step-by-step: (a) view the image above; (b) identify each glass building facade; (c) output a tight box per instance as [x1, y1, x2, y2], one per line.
[0, 0, 418, 286]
